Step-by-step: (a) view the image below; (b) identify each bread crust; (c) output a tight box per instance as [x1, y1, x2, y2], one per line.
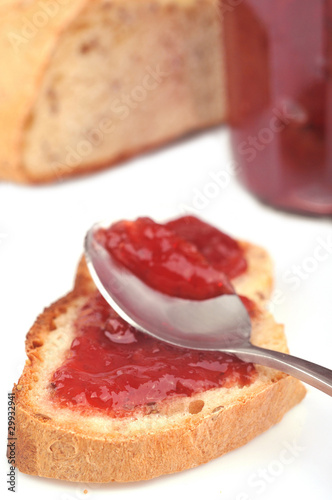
[12, 250, 305, 482]
[0, 0, 224, 184]
[0, 0, 86, 182]
[15, 375, 304, 482]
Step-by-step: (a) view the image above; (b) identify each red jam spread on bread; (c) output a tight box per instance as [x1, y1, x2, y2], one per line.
[51, 216, 256, 417]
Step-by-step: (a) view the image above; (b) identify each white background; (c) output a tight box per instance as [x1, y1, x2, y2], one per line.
[1, 127, 332, 499]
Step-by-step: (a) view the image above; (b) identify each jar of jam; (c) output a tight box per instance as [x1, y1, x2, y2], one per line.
[223, 0, 332, 215]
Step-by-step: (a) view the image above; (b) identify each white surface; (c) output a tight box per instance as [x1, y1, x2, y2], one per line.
[1, 127, 332, 499]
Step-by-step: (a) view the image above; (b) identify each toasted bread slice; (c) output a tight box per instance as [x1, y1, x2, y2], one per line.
[13, 254, 305, 482]
[0, 0, 224, 184]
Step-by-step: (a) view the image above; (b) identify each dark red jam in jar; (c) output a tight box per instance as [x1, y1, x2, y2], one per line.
[51, 217, 256, 416]
[223, 0, 332, 214]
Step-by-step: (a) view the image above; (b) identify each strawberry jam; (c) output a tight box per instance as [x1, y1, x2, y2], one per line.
[51, 216, 256, 417]
[94, 217, 235, 300]
[223, 0, 332, 214]
[165, 216, 247, 279]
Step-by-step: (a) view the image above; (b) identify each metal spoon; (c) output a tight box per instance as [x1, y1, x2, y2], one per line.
[85, 223, 332, 396]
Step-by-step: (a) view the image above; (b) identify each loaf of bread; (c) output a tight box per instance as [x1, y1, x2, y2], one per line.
[0, 0, 224, 183]
[12, 242, 305, 482]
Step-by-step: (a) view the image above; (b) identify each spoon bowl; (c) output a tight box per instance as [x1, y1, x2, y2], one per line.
[85, 223, 251, 350]
[85, 222, 332, 396]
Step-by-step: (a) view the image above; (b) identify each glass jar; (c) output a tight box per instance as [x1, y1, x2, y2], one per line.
[223, 0, 332, 214]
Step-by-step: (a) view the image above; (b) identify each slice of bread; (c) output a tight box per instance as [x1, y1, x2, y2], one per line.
[12, 249, 305, 482]
[0, 0, 224, 184]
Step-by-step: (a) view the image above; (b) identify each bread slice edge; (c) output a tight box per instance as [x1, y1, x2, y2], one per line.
[12, 248, 305, 482]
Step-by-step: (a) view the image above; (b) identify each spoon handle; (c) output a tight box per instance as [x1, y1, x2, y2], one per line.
[225, 343, 332, 396]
